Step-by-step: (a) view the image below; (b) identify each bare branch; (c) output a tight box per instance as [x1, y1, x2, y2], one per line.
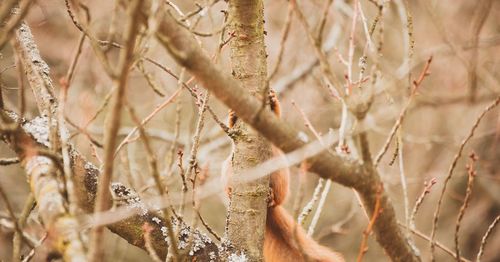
[155, 5, 421, 261]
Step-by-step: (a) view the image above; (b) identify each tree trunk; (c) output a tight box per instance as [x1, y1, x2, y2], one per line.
[225, 1, 272, 261]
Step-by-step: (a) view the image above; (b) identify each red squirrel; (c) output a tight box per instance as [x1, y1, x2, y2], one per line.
[222, 90, 344, 262]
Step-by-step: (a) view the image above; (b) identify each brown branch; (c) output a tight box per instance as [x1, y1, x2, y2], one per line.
[127, 106, 180, 261]
[2, 110, 220, 260]
[476, 216, 500, 262]
[0, 0, 33, 49]
[454, 152, 477, 261]
[1, 113, 86, 261]
[267, 1, 293, 81]
[290, 0, 342, 92]
[12, 21, 86, 261]
[154, 5, 421, 261]
[13, 23, 58, 116]
[374, 57, 433, 166]
[7, 11, 221, 261]
[88, 1, 143, 260]
[410, 177, 437, 230]
[398, 222, 471, 262]
[12, 193, 35, 262]
[357, 185, 382, 262]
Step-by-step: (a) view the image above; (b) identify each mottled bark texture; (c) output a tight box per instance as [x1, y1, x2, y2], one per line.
[12, 23, 85, 262]
[224, 0, 272, 261]
[1, 112, 219, 260]
[10, 21, 218, 261]
[155, 5, 421, 262]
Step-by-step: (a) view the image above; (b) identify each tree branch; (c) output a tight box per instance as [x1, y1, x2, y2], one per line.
[9, 19, 219, 261]
[155, 8, 420, 262]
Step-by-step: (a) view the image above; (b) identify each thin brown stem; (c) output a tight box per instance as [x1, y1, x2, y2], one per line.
[89, 1, 143, 260]
[454, 152, 478, 261]
[12, 194, 35, 262]
[268, 1, 293, 81]
[430, 97, 500, 259]
[127, 105, 180, 261]
[374, 57, 433, 166]
[357, 185, 382, 262]
[476, 216, 500, 262]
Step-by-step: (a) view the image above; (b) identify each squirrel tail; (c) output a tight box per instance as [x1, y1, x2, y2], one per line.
[264, 206, 344, 262]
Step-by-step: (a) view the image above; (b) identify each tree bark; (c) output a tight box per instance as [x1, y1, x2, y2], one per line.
[224, 1, 271, 261]
[9, 21, 219, 261]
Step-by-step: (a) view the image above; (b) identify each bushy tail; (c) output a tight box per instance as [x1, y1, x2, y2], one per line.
[264, 206, 344, 262]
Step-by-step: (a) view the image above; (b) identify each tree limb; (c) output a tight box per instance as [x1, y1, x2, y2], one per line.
[155, 8, 420, 262]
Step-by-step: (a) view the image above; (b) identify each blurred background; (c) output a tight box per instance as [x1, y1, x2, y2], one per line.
[0, 0, 498, 261]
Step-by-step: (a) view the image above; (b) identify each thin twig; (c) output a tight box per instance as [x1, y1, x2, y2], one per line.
[454, 152, 478, 261]
[58, 79, 78, 214]
[409, 177, 437, 230]
[298, 178, 324, 225]
[291, 100, 334, 231]
[82, 88, 114, 129]
[0, 0, 33, 49]
[183, 90, 210, 215]
[476, 216, 500, 262]
[136, 61, 166, 97]
[0, 183, 24, 259]
[191, 165, 221, 241]
[357, 185, 382, 262]
[315, 0, 333, 42]
[307, 180, 331, 236]
[89, 1, 143, 260]
[430, 97, 500, 259]
[164, 100, 182, 176]
[64, 33, 86, 86]
[398, 222, 471, 262]
[397, 130, 410, 239]
[12, 194, 35, 262]
[143, 58, 230, 134]
[0, 157, 20, 165]
[374, 56, 433, 166]
[113, 86, 183, 157]
[268, 1, 293, 81]
[22, 233, 48, 262]
[347, 0, 359, 86]
[290, 0, 342, 92]
[127, 105, 180, 261]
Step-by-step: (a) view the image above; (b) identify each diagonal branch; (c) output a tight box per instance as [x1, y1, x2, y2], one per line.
[154, 8, 420, 262]
[1, 112, 85, 262]
[1, 111, 219, 260]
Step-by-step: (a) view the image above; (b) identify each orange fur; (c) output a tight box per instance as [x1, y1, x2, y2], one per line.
[265, 206, 344, 262]
[265, 147, 344, 262]
[224, 90, 344, 261]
